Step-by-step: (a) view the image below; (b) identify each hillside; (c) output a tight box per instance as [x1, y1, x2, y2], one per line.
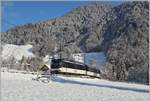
[104, 1, 149, 83]
[1, 1, 149, 84]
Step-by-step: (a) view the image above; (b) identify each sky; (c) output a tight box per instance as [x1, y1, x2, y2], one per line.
[1, 1, 123, 32]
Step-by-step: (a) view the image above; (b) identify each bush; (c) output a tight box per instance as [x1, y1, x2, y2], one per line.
[26, 56, 43, 72]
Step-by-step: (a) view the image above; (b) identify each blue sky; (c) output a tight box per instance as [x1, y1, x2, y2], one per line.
[1, 1, 123, 32]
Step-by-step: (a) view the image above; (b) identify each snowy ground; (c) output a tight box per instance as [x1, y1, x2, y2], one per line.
[1, 71, 149, 101]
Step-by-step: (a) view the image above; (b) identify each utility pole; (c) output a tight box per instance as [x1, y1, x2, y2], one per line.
[48, 25, 68, 60]
[59, 32, 64, 59]
[59, 34, 62, 59]
[84, 53, 85, 64]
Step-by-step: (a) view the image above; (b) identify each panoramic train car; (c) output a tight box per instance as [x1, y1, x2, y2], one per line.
[51, 58, 101, 78]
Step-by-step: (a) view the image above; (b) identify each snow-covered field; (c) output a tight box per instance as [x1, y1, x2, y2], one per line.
[2, 44, 34, 60]
[1, 71, 149, 101]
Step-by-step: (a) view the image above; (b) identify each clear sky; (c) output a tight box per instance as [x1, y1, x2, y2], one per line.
[1, 1, 123, 32]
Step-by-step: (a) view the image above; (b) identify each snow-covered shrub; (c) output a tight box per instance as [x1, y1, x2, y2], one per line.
[26, 56, 43, 72]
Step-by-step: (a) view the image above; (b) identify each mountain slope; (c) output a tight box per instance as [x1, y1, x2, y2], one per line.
[2, 3, 114, 56]
[102, 1, 149, 83]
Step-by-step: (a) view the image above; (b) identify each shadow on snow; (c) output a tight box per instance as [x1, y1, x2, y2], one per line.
[51, 76, 149, 93]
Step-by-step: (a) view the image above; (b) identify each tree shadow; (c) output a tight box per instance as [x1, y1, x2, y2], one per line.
[51, 76, 149, 93]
